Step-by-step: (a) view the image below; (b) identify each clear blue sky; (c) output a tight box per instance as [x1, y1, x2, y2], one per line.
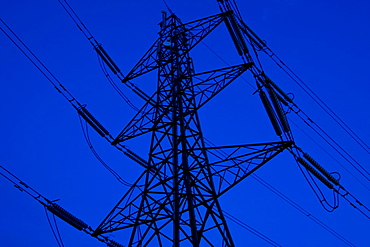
[1, 0, 370, 246]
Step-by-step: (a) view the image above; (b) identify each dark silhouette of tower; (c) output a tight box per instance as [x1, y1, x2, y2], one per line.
[89, 9, 291, 245]
[1, 0, 369, 246]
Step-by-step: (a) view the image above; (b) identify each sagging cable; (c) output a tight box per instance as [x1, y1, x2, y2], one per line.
[44, 207, 65, 247]
[97, 53, 139, 111]
[78, 113, 133, 187]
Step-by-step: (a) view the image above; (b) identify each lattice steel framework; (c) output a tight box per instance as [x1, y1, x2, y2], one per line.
[90, 10, 292, 247]
[3, 0, 368, 246]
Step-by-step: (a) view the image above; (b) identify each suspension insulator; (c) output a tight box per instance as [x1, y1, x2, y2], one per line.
[78, 107, 109, 137]
[265, 77, 293, 104]
[106, 240, 125, 247]
[124, 148, 148, 167]
[223, 16, 243, 56]
[275, 93, 289, 107]
[47, 203, 88, 231]
[267, 87, 291, 133]
[94, 45, 121, 74]
[297, 157, 334, 189]
[259, 90, 282, 136]
[303, 152, 340, 186]
[239, 21, 266, 50]
[240, 26, 264, 50]
[229, 13, 249, 55]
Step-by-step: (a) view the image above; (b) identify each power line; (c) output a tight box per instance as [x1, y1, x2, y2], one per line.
[44, 207, 65, 247]
[252, 174, 355, 246]
[222, 210, 282, 247]
[241, 22, 370, 170]
[204, 14, 370, 193]
[97, 53, 139, 111]
[77, 112, 133, 187]
[162, 0, 174, 15]
[2, 1, 368, 245]
[290, 119, 370, 192]
[203, 138, 356, 246]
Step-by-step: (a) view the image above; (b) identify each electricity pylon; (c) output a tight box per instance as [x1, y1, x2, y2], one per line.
[3, 0, 369, 246]
[89, 8, 292, 247]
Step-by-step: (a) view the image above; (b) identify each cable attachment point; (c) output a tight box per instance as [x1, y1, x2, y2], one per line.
[77, 106, 109, 137]
[46, 203, 89, 231]
[295, 147, 341, 189]
[106, 239, 126, 247]
[94, 44, 121, 75]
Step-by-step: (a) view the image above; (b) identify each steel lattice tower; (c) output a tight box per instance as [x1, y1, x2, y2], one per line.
[5, 0, 368, 246]
[89, 10, 292, 247]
